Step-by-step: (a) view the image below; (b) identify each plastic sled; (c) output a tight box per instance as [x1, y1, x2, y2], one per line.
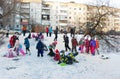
[19, 49, 25, 55]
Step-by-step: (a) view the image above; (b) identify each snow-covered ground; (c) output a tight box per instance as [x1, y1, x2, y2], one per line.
[0, 33, 120, 79]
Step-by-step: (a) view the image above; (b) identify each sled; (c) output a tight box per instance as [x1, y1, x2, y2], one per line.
[100, 55, 109, 60]
[59, 63, 66, 66]
[19, 49, 25, 55]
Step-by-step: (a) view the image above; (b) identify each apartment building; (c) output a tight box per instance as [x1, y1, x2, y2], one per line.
[0, 7, 3, 27]
[41, 1, 50, 26]
[4, 0, 120, 32]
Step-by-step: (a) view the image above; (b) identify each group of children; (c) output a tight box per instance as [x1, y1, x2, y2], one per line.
[78, 36, 99, 55]
[63, 33, 99, 56]
[4, 31, 100, 65]
[4, 33, 31, 58]
[47, 40, 79, 65]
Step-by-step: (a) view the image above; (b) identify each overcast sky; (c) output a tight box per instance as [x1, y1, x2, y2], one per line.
[45, 0, 120, 8]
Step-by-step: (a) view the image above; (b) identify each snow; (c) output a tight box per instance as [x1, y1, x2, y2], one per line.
[0, 33, 120, 79]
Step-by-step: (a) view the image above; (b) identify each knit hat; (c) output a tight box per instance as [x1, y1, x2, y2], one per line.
[55, 49, 59, 54]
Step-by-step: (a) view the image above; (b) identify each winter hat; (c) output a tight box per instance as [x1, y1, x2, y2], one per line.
[55, 49, 59, 54]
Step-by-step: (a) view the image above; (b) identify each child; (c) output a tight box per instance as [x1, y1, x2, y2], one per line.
[58, 51, 78, 65]
[95, 37, 99, 55]
[4, 48, 16, 58]
[14, 39, 20, 56]
[52, 41, 57, 49]
[65, 52, 79, 64]
[85, 36, 90, 54]
[63, 34, 71, 51]
[36, 40, 45, 57]
[24, 37, 31, 55]
[71, 36, 78, 52]
[9, 34, 18, 48]
[48, 44, 55, 57]
[54, 49, 60, 61]
[90, 37, 96, 55]
[79, 37, 85, 53]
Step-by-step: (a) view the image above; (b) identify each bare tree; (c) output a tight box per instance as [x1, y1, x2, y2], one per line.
[83, 0, 120, 52]
[0, 0, 21, 19]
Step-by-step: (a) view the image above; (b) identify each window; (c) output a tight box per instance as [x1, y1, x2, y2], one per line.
[42, 15, 50, 20]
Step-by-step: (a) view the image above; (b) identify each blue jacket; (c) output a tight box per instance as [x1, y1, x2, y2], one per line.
[90, 39, 96, 47]
[36, 40, 44, 50]
[24, 38, 30, 48]
[49, 27, 52, 33]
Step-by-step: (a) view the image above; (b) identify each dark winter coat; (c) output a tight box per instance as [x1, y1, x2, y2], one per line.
[24, 38, 30, 48]
[64, 35, 69, 44]
[36, 40, 44, 50]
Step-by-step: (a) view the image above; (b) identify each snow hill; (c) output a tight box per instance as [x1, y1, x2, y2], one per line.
[0, 33, 120, 79]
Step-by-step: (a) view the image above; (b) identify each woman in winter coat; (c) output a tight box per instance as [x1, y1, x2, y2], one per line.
[71, 36, 78, 52]
[46, 26, 49, 37]
[90, 38, 96, 55]
[54, 49, 60, 61]
[49, 27, 52, 37]
[36, 40, 45, 57]
[24, 37, 31, 55]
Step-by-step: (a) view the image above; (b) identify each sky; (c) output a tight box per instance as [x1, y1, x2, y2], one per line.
[45, 0, 120, 8]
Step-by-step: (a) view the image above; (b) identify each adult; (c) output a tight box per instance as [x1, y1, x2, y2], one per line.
[5, 24, 10, 37]
[70, 27, 74, 37]
[54, 26, 59, 41]
[22, 25, 27, 36]
[45, 26, 49, 37]
[49, 26, 52, 37]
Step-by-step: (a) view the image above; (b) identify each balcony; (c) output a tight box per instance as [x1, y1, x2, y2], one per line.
[59, 16, 67, 20]
[42, 20, 50, 25]
[42, 4, 50, 10]
[59, 23, 67, 26]
[42, 9, 50, 15]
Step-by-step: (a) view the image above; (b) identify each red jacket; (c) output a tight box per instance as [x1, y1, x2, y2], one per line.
[71, 38, 78, 47]
[9, 36, 16, 47]
[46, 27, 49, 33]
[85, 39, 90, 47]
[54, 53, 60, 61]
[54, 49, 60, 61]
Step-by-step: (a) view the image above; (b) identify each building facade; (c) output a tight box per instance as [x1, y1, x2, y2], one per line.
[3, 0, 120, 32]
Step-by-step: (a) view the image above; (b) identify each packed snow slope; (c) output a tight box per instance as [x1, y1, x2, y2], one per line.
[0, 33, 120, 79]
